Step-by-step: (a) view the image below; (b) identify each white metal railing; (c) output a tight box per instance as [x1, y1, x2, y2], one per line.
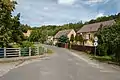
[0, 46, 47, 58]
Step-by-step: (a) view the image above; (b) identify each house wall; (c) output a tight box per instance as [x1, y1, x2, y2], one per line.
[53, 39, 58, 45]
[67, 29, 76, 40]
[53, 29, 76, 45]
[47, 36, 54, 44]
[81, 32, 95, 46]
[23, 30, 32, 37]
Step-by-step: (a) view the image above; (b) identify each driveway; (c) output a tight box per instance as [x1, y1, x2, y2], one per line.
[0, 46, 120, 80]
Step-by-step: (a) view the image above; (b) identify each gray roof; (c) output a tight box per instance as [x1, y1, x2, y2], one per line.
[54, 29, 73, 39]
[77, 20, 115, 33]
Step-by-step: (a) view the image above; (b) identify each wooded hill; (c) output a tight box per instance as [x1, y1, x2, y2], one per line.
[31, 13, 120, 37]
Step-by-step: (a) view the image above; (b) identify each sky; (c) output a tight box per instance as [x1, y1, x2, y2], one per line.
[13, 0, 120, 27]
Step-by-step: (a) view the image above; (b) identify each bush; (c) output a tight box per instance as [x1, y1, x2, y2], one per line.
[20, 41, 35, 48]
[47, 49, 53, 54]
[97, 43, 108, 56]
[12, 44, 20, 48]
[96, 24, 120, 63]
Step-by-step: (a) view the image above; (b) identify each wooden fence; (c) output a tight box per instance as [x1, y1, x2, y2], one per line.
[0, 47, 47, 58]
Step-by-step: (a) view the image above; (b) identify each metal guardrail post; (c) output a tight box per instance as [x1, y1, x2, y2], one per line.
[4, 47, 6, 58]
[29, 47, 31, 56]
[19, 47, 21, 57]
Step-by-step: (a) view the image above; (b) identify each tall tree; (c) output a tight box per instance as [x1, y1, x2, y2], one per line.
[0, 0, 17, 47]
[75, 34, 79, 44]
[0, 0, 24, 47]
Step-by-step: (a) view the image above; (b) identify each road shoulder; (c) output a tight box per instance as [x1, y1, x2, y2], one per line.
[69, 49, 120, 72]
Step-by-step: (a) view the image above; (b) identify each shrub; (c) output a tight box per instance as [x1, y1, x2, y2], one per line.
[20, 41, 35, 48]
[47, 49, 53, 54]
[96, 24, 120, 63]
[12, 44, 20, 48]
[97, 43, 108, 56]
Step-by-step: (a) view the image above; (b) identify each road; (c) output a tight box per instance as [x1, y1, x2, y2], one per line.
[0, 46, 120, 80]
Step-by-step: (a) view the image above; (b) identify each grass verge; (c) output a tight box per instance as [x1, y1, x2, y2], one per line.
[47, 49, 53, 55]
[90, 56, 112, 62]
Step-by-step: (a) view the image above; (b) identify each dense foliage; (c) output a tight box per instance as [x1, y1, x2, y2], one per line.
[0, 0, 30, 47]
[28, 29, 47, 43]
[96, 24, 120, 62]
[58, 35, 69, 43]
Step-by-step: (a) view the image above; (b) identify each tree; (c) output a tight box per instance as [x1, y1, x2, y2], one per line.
[75, 34, 79, 44]
[70, 34, 74, 43]
[29, 30, 47, 43]
[11, 13, 25, 43]
[96, 24, 120, 62]
[0, 0, 17, 47]
[75, 34, 84, 45]
[29, 30, 41, 42]
[58, 35, 69, 43]
[20, 24, 31, 33]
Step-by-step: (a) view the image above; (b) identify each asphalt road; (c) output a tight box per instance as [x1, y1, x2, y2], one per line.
[0, 46, 120, 80]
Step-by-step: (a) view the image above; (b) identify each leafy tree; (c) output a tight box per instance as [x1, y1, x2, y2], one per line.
[0, 0, 17, 47]
[11, 13, 25, 43]
[79, 35, 84, 45]
[75, 34, 79, 44]
[29, 30, 41, 42]
[58, 35, 69, 43]
[20, 24, 31, 33]
[96, 24, 120, 62]
[70, 34, 74, 43]
[29, 30, 47, 43]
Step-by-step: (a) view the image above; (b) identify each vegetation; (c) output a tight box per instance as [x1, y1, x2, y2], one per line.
[70, 34, 74, 43]
[0, 0, 30, 47]
[96, 24, 120, 63]
[30, 22, 83, 43]
[0, 0, 120, 64]
[28, 29, 47, 43]
[20, 41, 34, 48]
[47, 49, 53, 54]
[30, 13, 120, 44]
[58, 35, 69, 43]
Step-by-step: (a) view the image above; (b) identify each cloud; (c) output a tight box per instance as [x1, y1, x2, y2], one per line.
[85, 0, 110, 5]
[13, 0, 120, 26]
[58, 0, 76, 5]
[88, 0, 103, 3]
[43, 7, 49, 10]
[96, 13, 104, 18]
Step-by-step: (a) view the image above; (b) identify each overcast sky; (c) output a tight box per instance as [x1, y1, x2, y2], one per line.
[13, 0, 120, 27]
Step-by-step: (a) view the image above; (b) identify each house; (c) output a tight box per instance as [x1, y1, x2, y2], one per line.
[53, 29, 76, 45]
[46, 36, 54, 45]
[77, 20, 116, 46]
[23, 30, 32, 37]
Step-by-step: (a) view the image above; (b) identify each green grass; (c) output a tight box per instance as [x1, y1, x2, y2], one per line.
[91, 55, 112, 62]
[47, 49, 53, 54]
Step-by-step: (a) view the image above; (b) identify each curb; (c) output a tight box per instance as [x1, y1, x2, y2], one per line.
[0, 55, 46, 63]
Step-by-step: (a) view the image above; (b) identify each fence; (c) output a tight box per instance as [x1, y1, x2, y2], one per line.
[0, 46, 47, 58]
[71, 45, 95, 53]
